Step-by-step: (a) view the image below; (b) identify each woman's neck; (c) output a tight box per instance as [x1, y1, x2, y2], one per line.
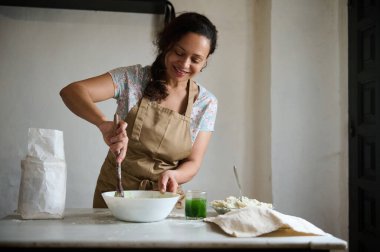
[166, 79, 189, 90]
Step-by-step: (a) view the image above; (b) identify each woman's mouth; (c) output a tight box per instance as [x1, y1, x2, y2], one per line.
[173, 66, 189, 77]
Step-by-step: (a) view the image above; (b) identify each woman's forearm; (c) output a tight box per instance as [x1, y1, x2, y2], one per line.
[60, 75, 129, 162]
[174, 131, 212, 185]
[175, 159, 202, 184]
[60, 73, 115, 127]
[60, 82, 107, 127]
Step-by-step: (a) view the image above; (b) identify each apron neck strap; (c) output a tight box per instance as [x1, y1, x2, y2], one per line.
[184, 79, 197, 118]
[139, 79, 196, 118]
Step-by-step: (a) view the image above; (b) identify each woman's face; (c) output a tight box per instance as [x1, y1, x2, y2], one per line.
[165, 32, 210, 84]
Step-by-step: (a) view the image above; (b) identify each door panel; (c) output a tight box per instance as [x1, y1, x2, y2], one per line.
[348, 0, 380, 251]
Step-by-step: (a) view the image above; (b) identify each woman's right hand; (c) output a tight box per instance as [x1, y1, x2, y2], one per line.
[98, 119, 128, 163]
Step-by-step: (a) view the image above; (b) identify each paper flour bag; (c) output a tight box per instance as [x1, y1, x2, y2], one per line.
[18, 128, 67, 219]
[27, 128, 65, 161]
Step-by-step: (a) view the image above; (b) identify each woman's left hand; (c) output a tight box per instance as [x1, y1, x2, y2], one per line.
[158, 170, 178, 193]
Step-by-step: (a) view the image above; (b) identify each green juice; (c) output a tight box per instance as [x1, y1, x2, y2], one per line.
[185, 198, 207, 219]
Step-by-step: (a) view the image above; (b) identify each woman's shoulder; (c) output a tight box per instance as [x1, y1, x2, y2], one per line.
[109, 64, 151, 79]
[194, 82, 218, 106]
[191, 81, 218, 136]
[109, 64, 151, 99]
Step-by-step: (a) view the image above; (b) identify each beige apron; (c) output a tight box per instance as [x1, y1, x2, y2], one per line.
[93, 80, 197, 208]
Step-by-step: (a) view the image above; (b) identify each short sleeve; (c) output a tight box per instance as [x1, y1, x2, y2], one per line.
[108, 64, 151, 120]
[190, 85, 218, 142]
[198, 95, 218, 131]
[108, 64, 150, 99]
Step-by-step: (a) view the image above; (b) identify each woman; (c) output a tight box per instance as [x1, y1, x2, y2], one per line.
[60, 12, 218, 208]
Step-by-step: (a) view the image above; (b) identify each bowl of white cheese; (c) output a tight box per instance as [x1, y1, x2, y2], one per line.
[210, 196, 273, 214]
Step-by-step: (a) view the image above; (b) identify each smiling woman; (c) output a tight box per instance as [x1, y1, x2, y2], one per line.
[59, 11, 219, 209]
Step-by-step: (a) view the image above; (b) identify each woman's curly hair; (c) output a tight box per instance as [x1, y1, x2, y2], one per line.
[144, 12, 218, 102]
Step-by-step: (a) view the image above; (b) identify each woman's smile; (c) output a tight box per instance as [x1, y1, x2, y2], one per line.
[173, 65, 190, 78]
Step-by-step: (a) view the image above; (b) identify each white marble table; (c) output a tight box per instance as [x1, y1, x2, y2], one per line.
[0, 208, 347, 251]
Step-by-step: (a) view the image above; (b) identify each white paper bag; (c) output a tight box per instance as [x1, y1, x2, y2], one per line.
[18, 128, 67, 219]
[27, 128, 65, 161]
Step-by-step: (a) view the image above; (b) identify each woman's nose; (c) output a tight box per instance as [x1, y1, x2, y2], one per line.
[179, 57, 191, 68]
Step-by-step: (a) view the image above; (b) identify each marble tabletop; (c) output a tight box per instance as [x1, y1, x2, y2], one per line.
[0, 208, 347, 251]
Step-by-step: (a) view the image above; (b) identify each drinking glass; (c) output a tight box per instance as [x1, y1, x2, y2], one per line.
[185, 190, 207, 220]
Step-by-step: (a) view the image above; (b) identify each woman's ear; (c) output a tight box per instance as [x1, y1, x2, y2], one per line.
[201, 61, 207, 72]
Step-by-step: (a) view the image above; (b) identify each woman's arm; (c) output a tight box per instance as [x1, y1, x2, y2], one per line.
[59, 73, 115, 127]
[60, 73, 128, 163]
[158, 131, 212, 193]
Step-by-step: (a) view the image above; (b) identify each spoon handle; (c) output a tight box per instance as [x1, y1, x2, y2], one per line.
[233, 165, 243, 198]
[114, 113, 124, 197]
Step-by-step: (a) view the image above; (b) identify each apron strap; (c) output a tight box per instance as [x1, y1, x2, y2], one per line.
[184, 79, 197, 118]
[130, 97, 149, 141]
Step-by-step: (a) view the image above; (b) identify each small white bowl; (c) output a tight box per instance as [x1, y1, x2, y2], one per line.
[102, 190, 179, 222]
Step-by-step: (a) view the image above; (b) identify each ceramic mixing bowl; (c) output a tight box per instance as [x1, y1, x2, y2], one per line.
[102, 190, 179, 222]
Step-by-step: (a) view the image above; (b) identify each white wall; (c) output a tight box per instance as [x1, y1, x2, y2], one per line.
[271, 0, 348, 241]
[0, 0, 347, 242]
[0, 5, 158, 214]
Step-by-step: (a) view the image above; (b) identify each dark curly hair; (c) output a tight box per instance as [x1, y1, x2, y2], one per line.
[144, 12, 218, 102]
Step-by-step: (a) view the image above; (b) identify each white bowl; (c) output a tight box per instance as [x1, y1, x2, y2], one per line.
[102, 190, 179, 222]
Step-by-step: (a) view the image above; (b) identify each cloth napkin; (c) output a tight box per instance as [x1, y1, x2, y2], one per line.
[203, 205, 328, 237]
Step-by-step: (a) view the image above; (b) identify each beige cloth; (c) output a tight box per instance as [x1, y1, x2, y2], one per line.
[204, 205, 328, 237]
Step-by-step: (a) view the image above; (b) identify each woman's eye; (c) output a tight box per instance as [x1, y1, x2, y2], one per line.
[192, 58, 201, 64]
[175, 51, 183, 56]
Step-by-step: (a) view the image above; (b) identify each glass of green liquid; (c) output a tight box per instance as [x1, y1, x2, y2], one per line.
[185, 190, 207, 220]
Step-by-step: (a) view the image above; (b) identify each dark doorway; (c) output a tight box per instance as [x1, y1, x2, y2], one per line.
[348, 0, 380, 251]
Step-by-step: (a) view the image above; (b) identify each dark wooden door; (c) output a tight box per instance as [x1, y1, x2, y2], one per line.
[348, 0, 380, 251]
